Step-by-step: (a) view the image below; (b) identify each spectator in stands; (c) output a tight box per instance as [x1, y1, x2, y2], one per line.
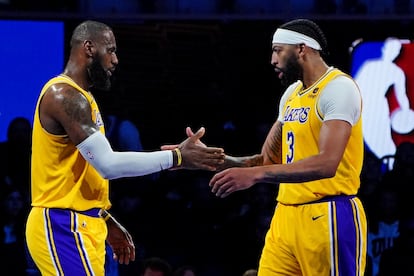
[0, 186, 30, 275]
[378, 208, 414, 275]
[366, 173, 402, 276]
[140, 257, 172, 276]
[0, 116, 32, 196]
[173, 265, 197, 276]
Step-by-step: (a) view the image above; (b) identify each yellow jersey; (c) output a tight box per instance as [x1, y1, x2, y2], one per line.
[277, 68, 364, 204]
[31, 75, 111, 211]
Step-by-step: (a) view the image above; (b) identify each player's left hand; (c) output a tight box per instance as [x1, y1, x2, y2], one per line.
[106, 215, 135, 265]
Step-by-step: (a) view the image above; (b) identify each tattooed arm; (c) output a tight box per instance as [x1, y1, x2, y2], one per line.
[215, 120, 283, 171]
[261, 121, 282, 165]
[39, 83, 98, 144]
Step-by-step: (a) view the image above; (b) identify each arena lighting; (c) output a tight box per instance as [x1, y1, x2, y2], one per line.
[0, 19, 64, 142]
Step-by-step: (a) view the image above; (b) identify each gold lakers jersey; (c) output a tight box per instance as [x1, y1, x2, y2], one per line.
[31, 75, 111, 210]
[277, 68, 364, 204]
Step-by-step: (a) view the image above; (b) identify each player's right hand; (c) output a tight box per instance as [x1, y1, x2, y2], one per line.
[178, 127, 225, 171]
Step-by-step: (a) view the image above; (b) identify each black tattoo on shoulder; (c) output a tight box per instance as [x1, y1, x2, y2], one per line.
[61, 89, 91, 123]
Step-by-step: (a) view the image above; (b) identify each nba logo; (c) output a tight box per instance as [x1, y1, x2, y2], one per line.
[351, 38, 414, 164]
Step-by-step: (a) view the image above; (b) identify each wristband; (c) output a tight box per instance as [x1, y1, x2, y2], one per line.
[99, 209, 111, 221]
[174, 148, 182, 167]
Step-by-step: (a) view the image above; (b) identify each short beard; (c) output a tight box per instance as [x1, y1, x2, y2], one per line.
[88, 58, 111, 91]
[280, 54, 303, 88]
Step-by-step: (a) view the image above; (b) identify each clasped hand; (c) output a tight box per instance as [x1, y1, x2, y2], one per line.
[161, 127, 225, 171]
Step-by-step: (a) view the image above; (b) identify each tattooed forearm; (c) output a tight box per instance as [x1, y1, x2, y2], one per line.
[262, 121, 282, 165]
[263, 170, 319, 184]
[218, 154, 263, 171]
[261, 155, 329, 184]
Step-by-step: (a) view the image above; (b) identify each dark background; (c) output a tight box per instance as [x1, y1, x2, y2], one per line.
[2, 1, 414, 274]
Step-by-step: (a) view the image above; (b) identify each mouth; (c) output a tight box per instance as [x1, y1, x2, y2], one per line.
[274, 67, 284, 79]
[107, 67, 116, 77]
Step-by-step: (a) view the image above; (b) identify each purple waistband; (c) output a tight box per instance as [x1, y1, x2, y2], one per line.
[310, 194, 356, 204]
[76, 208, 102, 218]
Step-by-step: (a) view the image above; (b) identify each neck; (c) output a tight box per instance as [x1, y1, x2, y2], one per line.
[62, 60, 90, 91]
[302, 58, 329, 88]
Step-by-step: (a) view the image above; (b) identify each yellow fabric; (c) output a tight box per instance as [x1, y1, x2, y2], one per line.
[26, 207, 107, 276]
[277, 69, 364, 205]
[258, 198, 367, 276]
[30, 75, 111, 210]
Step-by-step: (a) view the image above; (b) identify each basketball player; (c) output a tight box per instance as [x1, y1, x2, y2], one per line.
[25, 20, 225, 276]
[206, 19, 367, 275]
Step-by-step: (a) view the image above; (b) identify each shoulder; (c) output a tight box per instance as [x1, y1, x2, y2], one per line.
[43, 82, 89, 110]
[325, 74, 359, 94]
[40, 80, 93, 134]
[285, 80, 302, 93]
[280, 81, 301, 103]
[319, 75, 361, 124]
[277, 81, 302, 121]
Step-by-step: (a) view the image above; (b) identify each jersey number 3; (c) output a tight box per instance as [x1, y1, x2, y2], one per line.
[286, 131, 294, 163]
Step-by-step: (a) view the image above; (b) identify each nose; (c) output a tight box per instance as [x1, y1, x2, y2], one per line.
[270, 52, 278, 66]
[112, 53, 119, 66]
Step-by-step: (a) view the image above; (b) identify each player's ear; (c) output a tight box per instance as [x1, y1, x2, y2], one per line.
[297, 43, 307, 57]
[84, 40, 94, 58]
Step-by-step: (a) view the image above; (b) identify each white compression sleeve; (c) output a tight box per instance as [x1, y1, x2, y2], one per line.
[76, 131, 173, 180]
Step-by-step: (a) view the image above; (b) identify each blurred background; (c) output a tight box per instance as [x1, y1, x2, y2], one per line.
[1, 1, 414, 276]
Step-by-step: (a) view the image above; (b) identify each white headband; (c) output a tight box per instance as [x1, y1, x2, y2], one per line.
[272, 28, 322, 50]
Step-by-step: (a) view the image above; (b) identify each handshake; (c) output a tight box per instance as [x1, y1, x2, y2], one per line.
[161, 127, 225, 171]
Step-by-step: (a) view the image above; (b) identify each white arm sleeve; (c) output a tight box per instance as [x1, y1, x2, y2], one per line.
[318, 76, 362, 125]
[76, 131, 173, 180]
